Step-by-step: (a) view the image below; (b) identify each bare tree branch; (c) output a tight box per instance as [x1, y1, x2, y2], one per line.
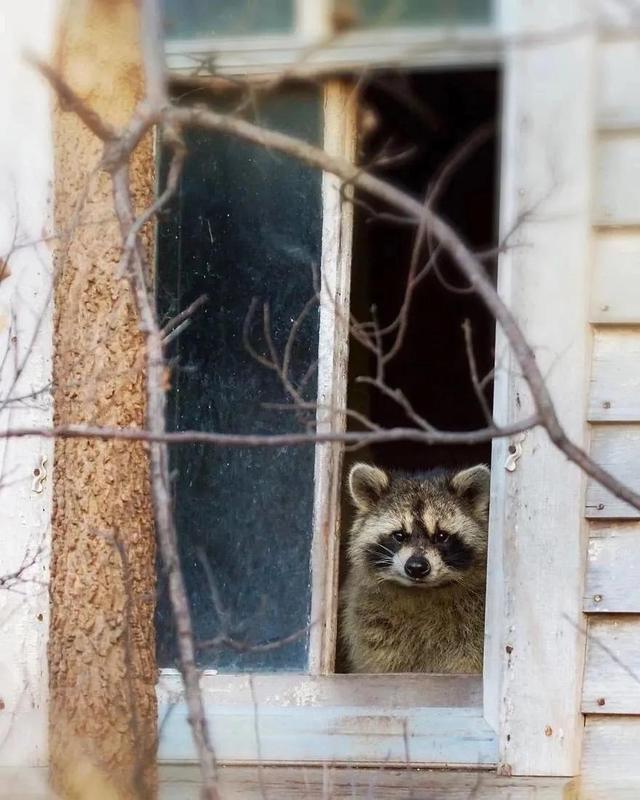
[0, 418, 539, 448]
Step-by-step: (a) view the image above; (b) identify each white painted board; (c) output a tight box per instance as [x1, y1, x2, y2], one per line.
[584, 524, 640, 612]
[589, 328, 640, 422]
[596, 40, 640, 130]
[591, 234, 640, 324]
[586, 425, 640, 519]
[594, 137, 640, 227]
[582, 716, 640, 800]
[582, 616, 640, 713]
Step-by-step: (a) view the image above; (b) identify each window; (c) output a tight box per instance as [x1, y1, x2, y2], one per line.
[157, 0, 501, 766]
[155, 0, 590, 775]
[156, 85, 323, 673]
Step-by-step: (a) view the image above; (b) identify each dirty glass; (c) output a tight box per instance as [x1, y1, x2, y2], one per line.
[162, 0, 294, 38]
[354, 0, 492, 27]
[155, 87, 322, 671]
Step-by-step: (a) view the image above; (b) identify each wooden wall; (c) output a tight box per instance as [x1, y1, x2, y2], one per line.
[580, 9, 640, 797]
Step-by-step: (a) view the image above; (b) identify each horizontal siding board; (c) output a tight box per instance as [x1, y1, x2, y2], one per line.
[594, 137, 640, 226]
[158, 765, 577, 800]
[585, 524, 640, 611]
[591, 234, 640, 324]
[596, 41, 640, 130]
[586, 425, 640, 518]
[582, 716, 640, 799]
[589, 329, 640, 421]
[582, 616, 640, 713]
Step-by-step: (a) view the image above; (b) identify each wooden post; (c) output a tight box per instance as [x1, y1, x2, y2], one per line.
[49, 2, 157, 797]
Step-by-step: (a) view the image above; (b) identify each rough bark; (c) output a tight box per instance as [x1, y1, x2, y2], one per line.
[49, 2, 157, 797]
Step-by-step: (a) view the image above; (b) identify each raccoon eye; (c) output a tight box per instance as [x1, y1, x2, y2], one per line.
[392, 530, 408, 543]
[434, 530, 450, 544]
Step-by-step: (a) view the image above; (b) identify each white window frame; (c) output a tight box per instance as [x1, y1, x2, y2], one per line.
[158, 0, 593, 776]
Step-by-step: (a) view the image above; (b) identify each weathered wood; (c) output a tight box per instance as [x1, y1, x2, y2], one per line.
[582, 616, 640, 713]
[591, 233, 640, 324]
[158, 765, 576, 800]
[584, 524, 640, 612]
[581, 716, 640, 799]
[165, 28, 501, 77]
[50, 2, 156, 797]
[594, 136, 640, 227]
[596, 40, 640, 130]
[586, 425, 640, 518]
[484, 0, 593, 776]
[0, 765, 578, 800]
[158, 670, 484, 708]
[157, 672, 496, 766]
[0, 1, 54, 767]
[309, 81, 356, 674]
[589, 328, 640, 421]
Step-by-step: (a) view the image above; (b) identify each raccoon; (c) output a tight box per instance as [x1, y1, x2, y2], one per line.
[340, 462, 490, 674]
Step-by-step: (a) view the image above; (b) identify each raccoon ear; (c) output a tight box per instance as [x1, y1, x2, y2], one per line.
[348, 463, 390, 512]
[450, 464, 491, 518]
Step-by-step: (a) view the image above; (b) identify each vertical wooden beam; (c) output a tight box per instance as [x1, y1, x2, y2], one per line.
[308, 81, 357, 674]
[484, 0, 594, 777]
[49, 2, 156, 797]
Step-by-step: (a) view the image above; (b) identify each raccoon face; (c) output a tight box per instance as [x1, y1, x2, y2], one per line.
[347, 463, 490, 589]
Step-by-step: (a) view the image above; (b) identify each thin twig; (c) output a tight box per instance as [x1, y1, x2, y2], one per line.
[462, 318, 494, 425]
[162, 294, 209, 338]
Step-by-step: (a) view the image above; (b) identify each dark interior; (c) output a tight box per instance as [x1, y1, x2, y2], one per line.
[337, 68, 500, 671]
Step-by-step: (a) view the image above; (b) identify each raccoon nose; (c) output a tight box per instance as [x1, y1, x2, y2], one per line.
[404, 555, 430, 579]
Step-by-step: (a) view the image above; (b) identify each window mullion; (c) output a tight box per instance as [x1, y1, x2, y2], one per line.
[308, 80, 358, 675]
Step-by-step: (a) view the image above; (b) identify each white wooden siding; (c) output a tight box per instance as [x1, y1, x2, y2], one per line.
[582, 616, 640, 713]
[591, 234, 640, 323]
[586, 425, 640, 518]
[596, 40, 640, 130]
[594, 136, 640, 227]
[581, 17, 640, 794]
[584, 525, 640, 612]
[0, 1, 55, 768]
[589, 329, 640, 421]
[582, 716, 640, 799]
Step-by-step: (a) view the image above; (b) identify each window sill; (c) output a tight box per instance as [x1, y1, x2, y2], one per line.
[157, 672, 497, 766]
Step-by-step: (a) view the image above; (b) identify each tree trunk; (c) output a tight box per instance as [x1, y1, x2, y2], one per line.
[49, 2, 157, 797]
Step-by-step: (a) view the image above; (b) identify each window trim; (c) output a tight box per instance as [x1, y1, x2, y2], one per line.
[308, 80, 357, 673]
[157, 75, 495, 769]
[165, 27, 501, 77]
[158, 671, 496, 765]
[165, 0, 500, 77]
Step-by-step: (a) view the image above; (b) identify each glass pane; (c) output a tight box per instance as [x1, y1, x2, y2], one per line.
[354, 0, 492, 27]
[162, 0, 294, 38]
[156, 87, 322, 671]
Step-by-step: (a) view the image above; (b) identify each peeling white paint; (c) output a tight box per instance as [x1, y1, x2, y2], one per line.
[0, 2, 56, 768]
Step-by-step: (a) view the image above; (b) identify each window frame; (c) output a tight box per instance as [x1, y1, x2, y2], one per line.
[165, 0, 500, 76]
[158, 0, 592, 776]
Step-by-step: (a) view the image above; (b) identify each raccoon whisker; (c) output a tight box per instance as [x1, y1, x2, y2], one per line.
[374, 543, 397, 557]
[371, 558, 393, 569]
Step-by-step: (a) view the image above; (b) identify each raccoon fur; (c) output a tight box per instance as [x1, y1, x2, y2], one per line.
[340, 462, 490, 674]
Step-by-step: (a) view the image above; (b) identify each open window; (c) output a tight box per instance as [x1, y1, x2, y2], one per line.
[156, 0, 508, 768]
